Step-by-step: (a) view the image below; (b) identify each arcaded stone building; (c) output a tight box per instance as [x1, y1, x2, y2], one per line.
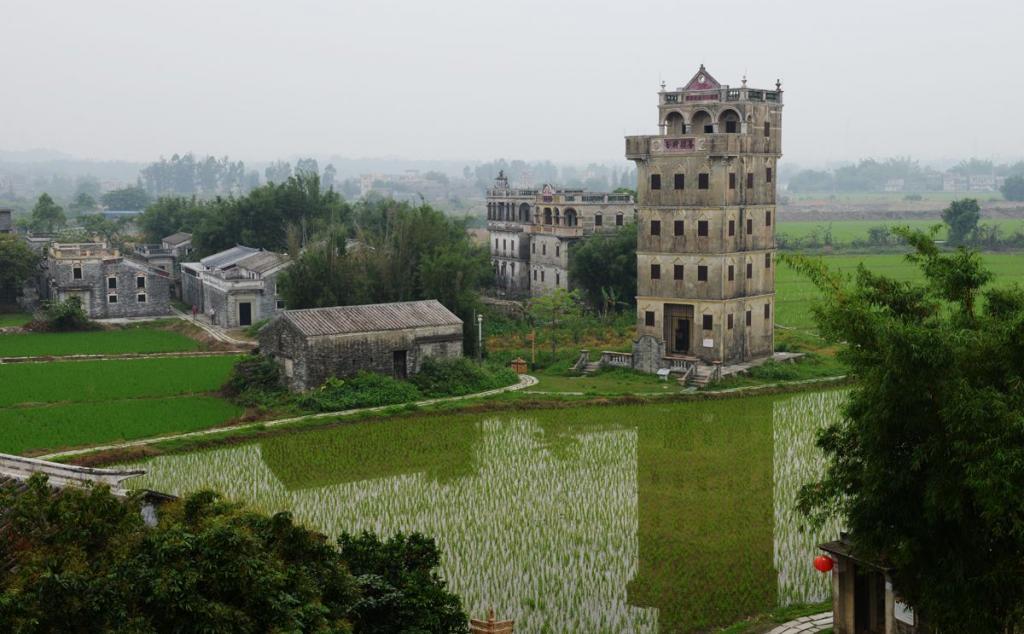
[259, 300, 463, 391]
[486, 172, 634, 297]
[626, 66, 782, 366]
[46, 242, 172, 318]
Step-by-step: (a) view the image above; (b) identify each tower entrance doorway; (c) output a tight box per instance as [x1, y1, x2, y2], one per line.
[664, 304, 694, 355]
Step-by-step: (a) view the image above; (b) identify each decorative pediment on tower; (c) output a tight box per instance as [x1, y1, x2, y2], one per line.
[683, 65, 720, 91]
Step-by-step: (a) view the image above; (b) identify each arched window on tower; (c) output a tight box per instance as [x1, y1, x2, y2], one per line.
[691, 110, 713, 134]
[543, 208, 552, 225]
[719, 109, 741, 134]
[664, 111, 685, 135]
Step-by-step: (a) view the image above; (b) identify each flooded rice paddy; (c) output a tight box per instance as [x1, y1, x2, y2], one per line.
[128, 389, 845, 633]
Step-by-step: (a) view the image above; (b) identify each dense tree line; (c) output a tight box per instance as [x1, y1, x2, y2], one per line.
[140, 154, 258, 197]
[568, 223, 638, 313]
[786, 157, 1024, 194]
[0, 475, 467, 632]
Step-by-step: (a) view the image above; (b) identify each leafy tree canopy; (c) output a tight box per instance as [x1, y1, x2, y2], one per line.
[568, 223, 637, 312]
[1001, 174, 1024, 202]
[30, 193, 66, 233]
[792, 229, 1024, 632]
[0, 475, 468, 633]
[941, 197, 981, 245]
[528, 288, 583, 354]
[0, 234, 39, 293]
[101, 185, 152, 211]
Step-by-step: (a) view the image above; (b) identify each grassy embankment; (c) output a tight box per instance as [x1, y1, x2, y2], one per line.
[0, 355, 242, 455]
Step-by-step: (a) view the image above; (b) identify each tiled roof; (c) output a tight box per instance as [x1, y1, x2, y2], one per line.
[237, 250, 289, 274]
[162, 232, 192, 246]
[281, 300, 462, 337]
[199, 245, 260, 270]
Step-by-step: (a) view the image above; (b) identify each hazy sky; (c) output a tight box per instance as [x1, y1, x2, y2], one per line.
[3, 0, 1022, 166]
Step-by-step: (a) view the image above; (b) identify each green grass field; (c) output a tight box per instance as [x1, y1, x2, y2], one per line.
[0, 326, 201, 358]
[776, 252, 1024, 330]
[0, 355, 242, 454]
[0, 356, 240, 407]
[0, 396, 242, 455]
[777, 218, 1024, 245]
[0, 313, 31, 328]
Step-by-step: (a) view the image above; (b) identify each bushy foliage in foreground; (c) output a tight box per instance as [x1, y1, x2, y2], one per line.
[227, 356, 518, 412]
[300, 372, 423, 412]
[793, 228, 1024, 632]
[410, 357, 518, 398]
[0, 475, 467, 633]
[31, 297, 94, 332]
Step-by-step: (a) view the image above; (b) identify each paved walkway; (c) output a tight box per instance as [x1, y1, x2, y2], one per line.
[39, 374, 539, 461]
[171, 309, 255, 347]
[0, 350, 241, 364]
[766, 612, 833, 634]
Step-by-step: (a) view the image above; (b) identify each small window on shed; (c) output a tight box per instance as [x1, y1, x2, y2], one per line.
[650, 220, 661, 236]
[137, 293, 147, 303]
[107, 294, 117, 304]
[650, 174, 661, 190]
[73, 266, 82, 280]
[645, 311, 655, 327]
[276, 299, 285, 309]
[698, 220, 709, 237]
[107, 276, 117, 290]
[136, 276, 146, 289]
[698, 173, 709, 189]
[674, 173, 685, 190]
[702, 314, 713, 330]
[697, 265, 708, 282]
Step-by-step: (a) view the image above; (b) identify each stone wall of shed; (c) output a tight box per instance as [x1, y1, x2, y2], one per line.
[260, 319, 463, 391]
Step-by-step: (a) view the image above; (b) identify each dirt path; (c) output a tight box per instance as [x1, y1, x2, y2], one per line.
[38, 374, 538, 462]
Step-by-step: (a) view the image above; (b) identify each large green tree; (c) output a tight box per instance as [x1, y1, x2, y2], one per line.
[1001, 174, 1024, 202]
[29, 193, 66, 233]
[101, 185, 152, 211]
[568, 223, 637, 312]
[941, 197, 981, 245]
[138, 196, 206, 243]
[0, 234, 39, 301]
[0, 476, 467, 633]
[528, 288, 583, 354]
[794, 229, 1024, 632]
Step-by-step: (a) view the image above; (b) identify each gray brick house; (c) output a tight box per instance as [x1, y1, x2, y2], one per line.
[258, 300, 463, 391]
[181, 245, 289, 328]
[46, 243, 172, 318]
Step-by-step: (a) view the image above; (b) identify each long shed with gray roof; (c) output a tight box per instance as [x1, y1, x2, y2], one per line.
[259, 300, 463, 391]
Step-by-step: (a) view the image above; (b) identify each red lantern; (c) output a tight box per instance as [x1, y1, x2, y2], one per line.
[813, 555, 834, 572]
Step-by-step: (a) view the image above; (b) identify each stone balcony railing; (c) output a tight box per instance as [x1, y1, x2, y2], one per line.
[525, 224, 584, 238]
[660, 87, 782, 105]
[626, 134, 778, 159]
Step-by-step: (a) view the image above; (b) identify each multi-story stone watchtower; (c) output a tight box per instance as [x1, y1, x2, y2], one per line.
[625, 65, 782, 369]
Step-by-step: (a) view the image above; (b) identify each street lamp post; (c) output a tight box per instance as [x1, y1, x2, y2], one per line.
[477, 314, 483, 361]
